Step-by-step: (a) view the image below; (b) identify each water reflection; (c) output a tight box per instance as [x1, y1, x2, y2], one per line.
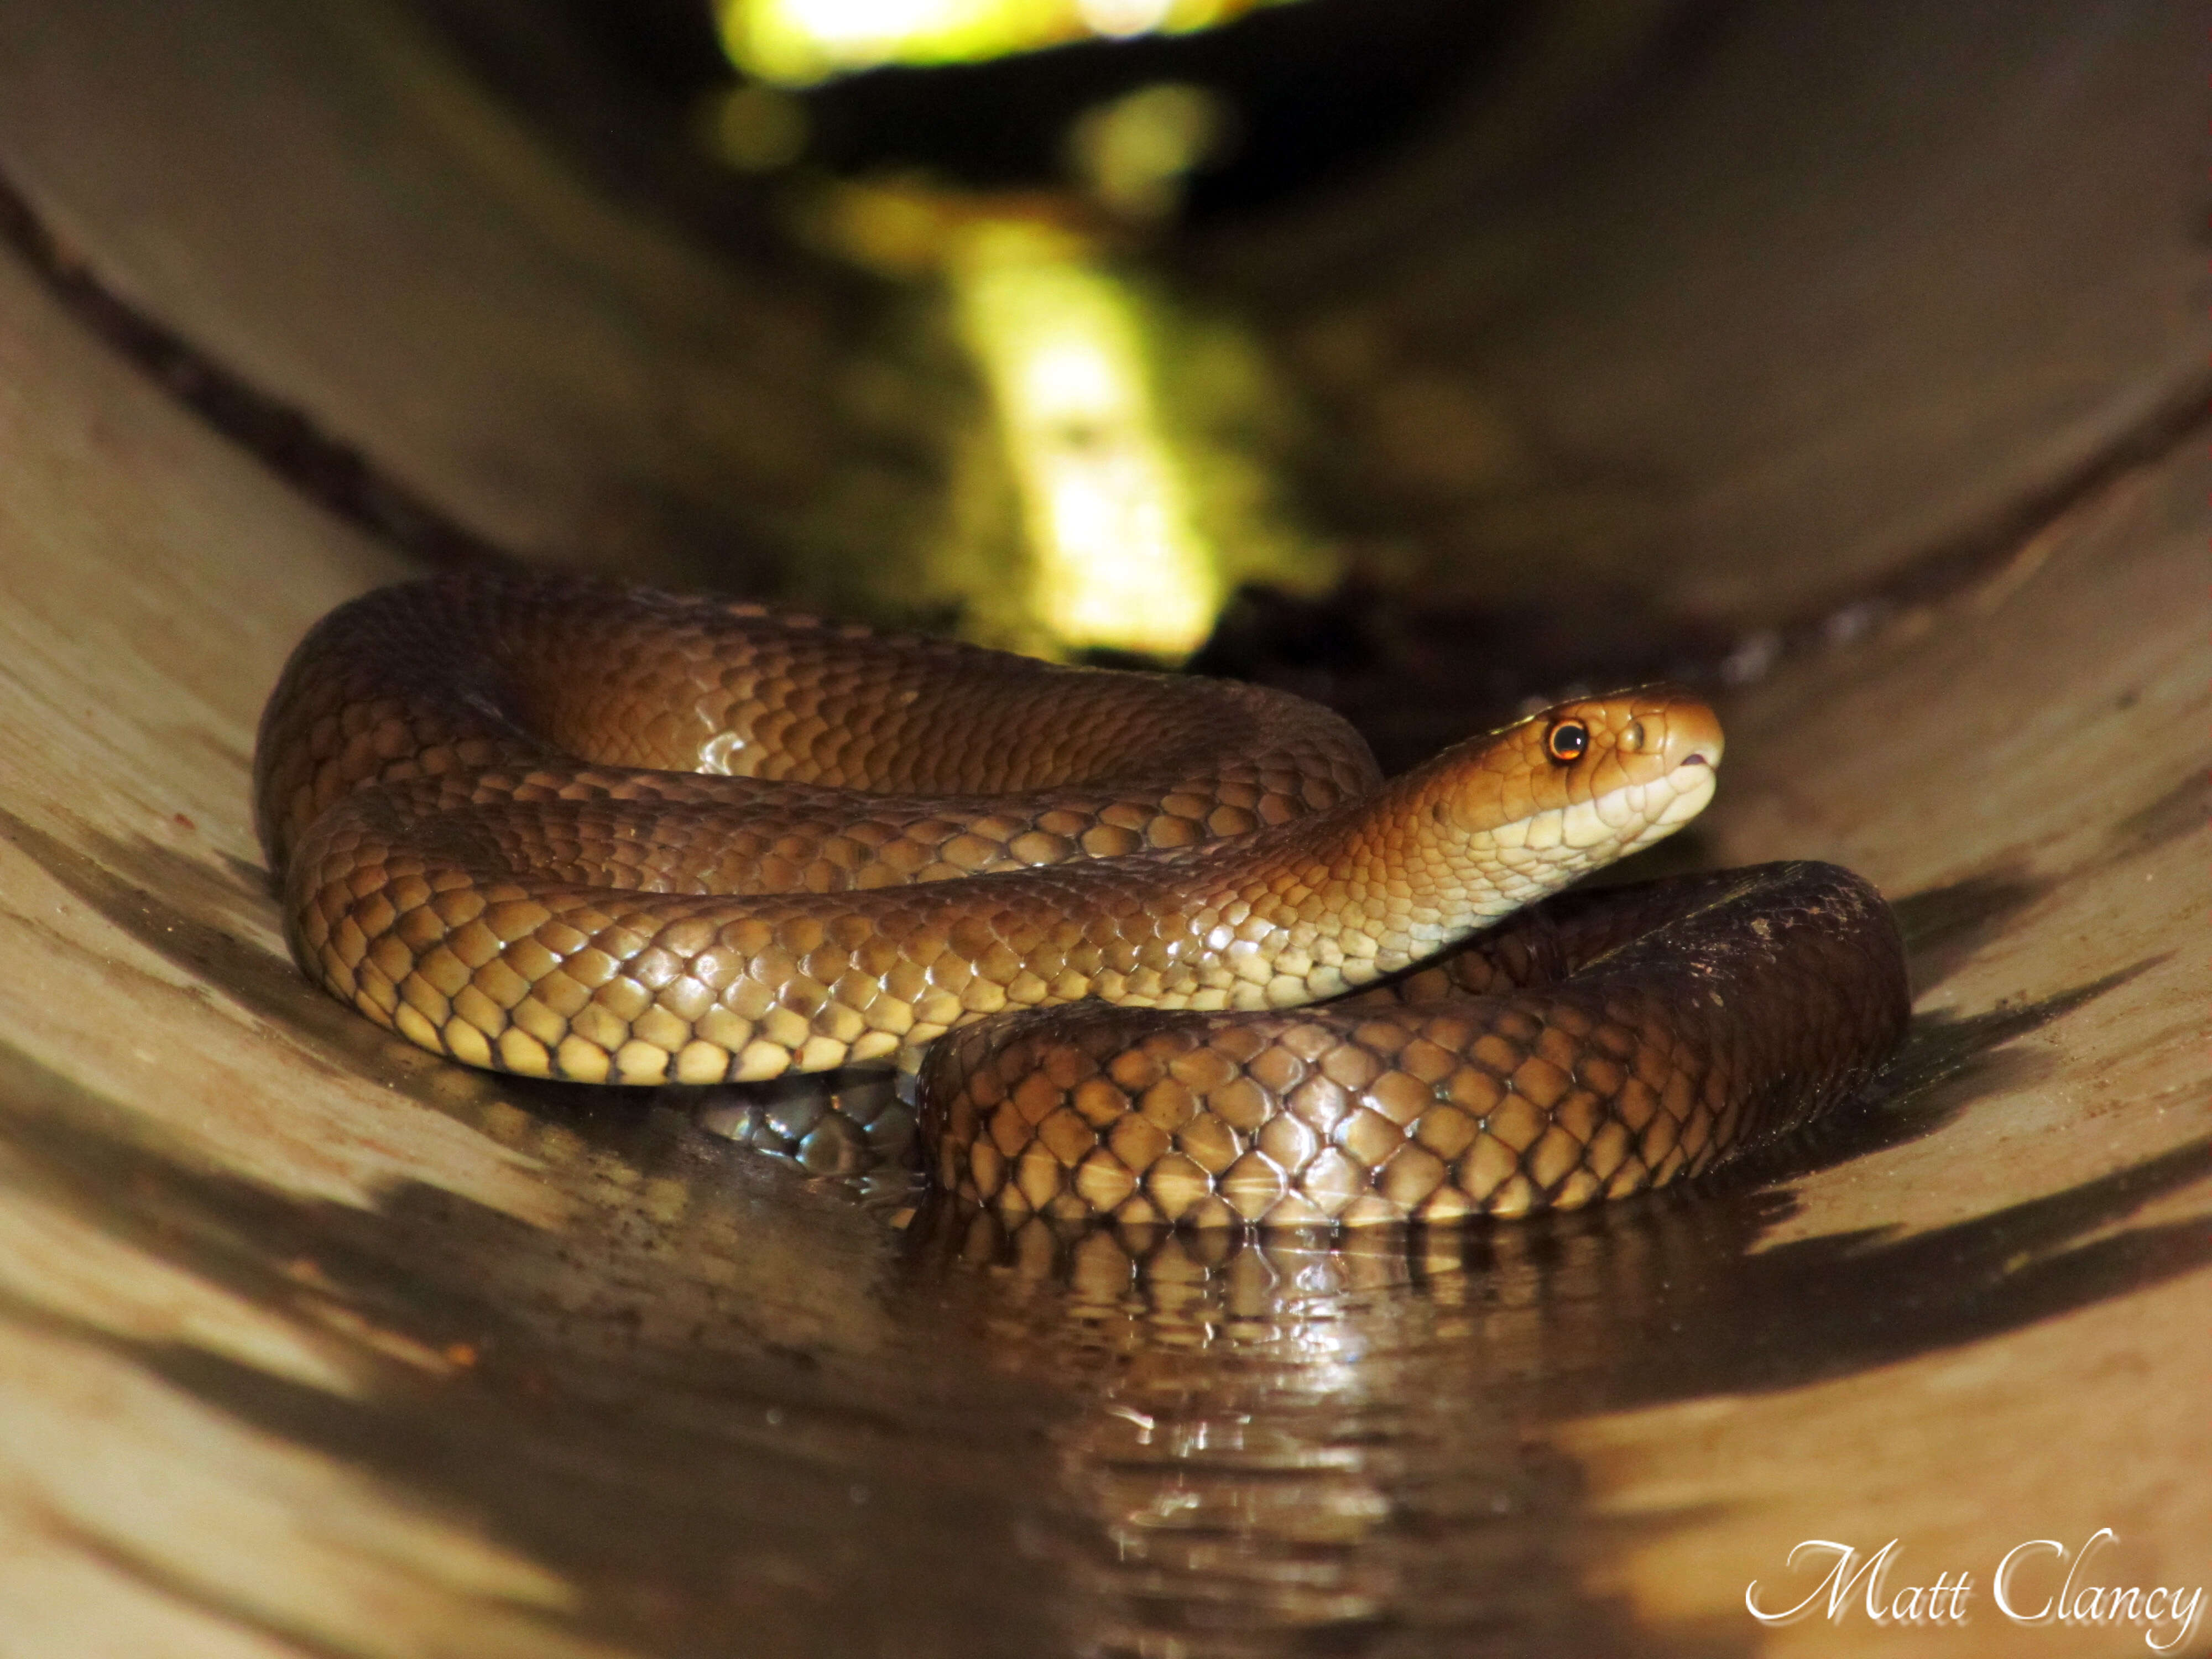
[904, 1202, 1759, 1656]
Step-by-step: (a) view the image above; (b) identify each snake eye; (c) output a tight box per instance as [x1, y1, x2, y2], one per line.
[1544, 719, 1589, 765]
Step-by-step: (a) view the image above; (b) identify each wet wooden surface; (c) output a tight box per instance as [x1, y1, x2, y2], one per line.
[0, 3, 2205, 1655]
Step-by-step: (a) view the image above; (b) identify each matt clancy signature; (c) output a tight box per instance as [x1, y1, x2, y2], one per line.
[1745, 1528, 2204, 1652]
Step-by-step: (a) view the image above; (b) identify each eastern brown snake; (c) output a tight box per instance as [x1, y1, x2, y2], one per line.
[257, 575, 1909, 1228]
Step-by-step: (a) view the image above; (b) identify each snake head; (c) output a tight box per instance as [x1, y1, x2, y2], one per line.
[1428, 685, 1724, 865]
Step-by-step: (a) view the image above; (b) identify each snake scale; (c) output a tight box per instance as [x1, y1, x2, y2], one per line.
[256, 575, 1910, 1229]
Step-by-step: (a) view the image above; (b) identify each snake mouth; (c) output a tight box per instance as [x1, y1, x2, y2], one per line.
[1425, 761, 1719, 945]
[1477, 758, 1717, 895]
[1630, 761, 1718, 844]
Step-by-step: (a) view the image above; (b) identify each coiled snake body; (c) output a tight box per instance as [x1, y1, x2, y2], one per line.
[257, 576, 1908, 1229]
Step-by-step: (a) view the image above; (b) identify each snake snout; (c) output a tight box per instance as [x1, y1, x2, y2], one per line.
[1636, 691, 1725, 776]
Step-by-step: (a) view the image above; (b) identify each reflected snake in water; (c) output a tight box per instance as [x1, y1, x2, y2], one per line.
[255, 575, 1910, 1229]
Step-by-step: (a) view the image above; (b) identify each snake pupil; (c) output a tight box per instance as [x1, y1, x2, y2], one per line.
[1545, 720, 1589, 764]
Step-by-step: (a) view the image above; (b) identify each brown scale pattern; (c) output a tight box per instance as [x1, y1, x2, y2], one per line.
[257, 575, 1907, 1228]
[255, 575, 1376, 878]
[920, 864, 1910, 1227]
